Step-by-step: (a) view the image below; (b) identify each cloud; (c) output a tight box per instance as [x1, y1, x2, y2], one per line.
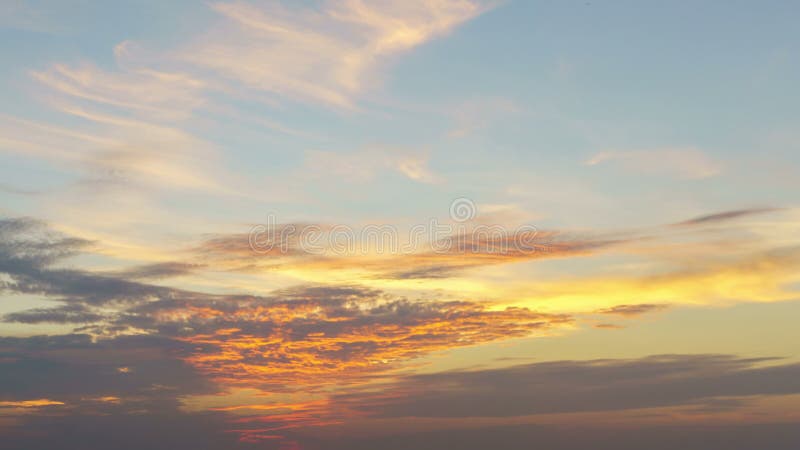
[0, 399, 64, 408]
[0, 218, 571, 390]
[4, 216, 800, 447]
[180, 0, 491, 108]
[193, 224, 622, 280]
[3, 304, 105, 324]
[336, 354, 800, 418]
[0, 217, 573, 445]
[0, 111, 222, 192]
[0, 334, 217, 407]
[0, 182, 42, 196]
[31, 62, 207, 122]
[0, 217, 90, 273]
[585, 148, 722, 179]
[0, 217, 193, 306]
[673, 207, 782, 227]
[129, 286, 570, 388]
[596, 304, 668, 317]
[296, 422, 800, 450]
[303, 147, 441, 184]
[593, 323, 624, 330]
[189, 207, 797, 292]
[509, 245, 800, 313]
[116, 262, 203, 280]
[1, 41, 223, 194]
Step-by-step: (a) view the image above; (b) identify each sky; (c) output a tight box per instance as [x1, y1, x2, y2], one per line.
[1, 1, 800, 449]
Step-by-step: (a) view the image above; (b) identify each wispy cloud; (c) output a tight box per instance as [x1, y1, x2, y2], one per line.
[596, 304, 669, 317]
[180, 0, 491, 108]
[31, 61, 207, 121]
[672, 207, 782, 227]
[335, 354, 800, 418]
[586, 148, 722, 179]
[0, 110, 222, 192]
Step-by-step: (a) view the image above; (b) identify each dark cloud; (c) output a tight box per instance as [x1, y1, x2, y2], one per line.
[3, 303, 105, 324]
[336, 354, 800, 418]
[377, 265, 457, 280]
[0, 217, 181, 306]
[0, 217, 90, 273]
[298, 422, 800, 450]
[0, 334, 216, 405]
[0, 411, 266, 450]
[596, 304, 668, 317]
[673, 207, 781, 227]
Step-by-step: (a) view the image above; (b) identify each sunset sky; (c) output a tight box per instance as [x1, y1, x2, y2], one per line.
[2, 1, 800, 449]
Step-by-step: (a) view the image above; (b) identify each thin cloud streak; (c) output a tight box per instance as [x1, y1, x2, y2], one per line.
[672, 207, 783, 227]
[586, 148, 723, 179]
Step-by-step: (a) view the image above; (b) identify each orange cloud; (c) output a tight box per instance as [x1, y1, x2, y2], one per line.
[160, 292, 571, 387]
[0, 399, 65, 408]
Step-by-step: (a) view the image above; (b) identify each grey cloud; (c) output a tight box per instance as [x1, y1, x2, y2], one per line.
[381, 265, 460, 280]
[673, 207, 782, 227]
[337, 354, 800, 418]
[298, 422, 800, 450]
[596, 304, 668, 317]
[3, 303, 105, 324]
[0, 410, 266, 450]
[0, 217, 90, 272]
[0, 333, 217, 406]
[0, 217, 179, 306]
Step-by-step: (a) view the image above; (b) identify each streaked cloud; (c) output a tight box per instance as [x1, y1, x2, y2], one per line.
[596, 304, 668, 317]
[672, 207, 782, 227]
[335, 354, 800, 418]
[115, 262, 203, 280]
[3, 304, 104, 324]
[586, 148, 723, 179]
[31, 62, 207, 122]
[0, 111, 222, 192]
